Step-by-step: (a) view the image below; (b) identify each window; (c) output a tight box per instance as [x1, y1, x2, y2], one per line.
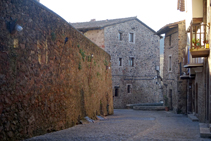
[119, 58, 122, 66]
[168, 55, 172, 72]
[169, 35, 171, 46]
[115, 87, 119, 97]
[129, 33, 134, 42]
[129, 57, 134, 67]
[127, 84, 132, 93]
[118, 32, 123, 41]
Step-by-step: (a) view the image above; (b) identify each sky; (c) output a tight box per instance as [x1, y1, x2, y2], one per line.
[40, 0, 186, 32]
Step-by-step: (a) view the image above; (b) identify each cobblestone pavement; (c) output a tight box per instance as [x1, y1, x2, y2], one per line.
[26, 109, 211, 141]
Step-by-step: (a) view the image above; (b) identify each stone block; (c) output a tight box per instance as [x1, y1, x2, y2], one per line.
[188, 114, 199, 122]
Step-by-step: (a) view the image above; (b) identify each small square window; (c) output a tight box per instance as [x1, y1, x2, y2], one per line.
[119, 58, 122, 66]
[118, 32, 123, 41]
[115, 87, 119, 97]
[129, 33, 134, 42]
[168, 55, 172, 72]
[127, 85, 132, 93]
[129, 57, 134, 67]
[169, 35, 171, 46]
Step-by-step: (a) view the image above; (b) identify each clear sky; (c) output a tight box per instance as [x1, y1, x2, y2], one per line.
[40, 0, 186, 31]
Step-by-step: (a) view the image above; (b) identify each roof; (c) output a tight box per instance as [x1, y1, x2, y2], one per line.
[71, 17, 157, 34]
[156, 20, 185, 35]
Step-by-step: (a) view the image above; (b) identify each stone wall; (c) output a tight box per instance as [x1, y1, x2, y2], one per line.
[207, 0, 211, 123]
[194, 71, 206, 122]
[84, 29, 105, 49]
[104, 20, 162, 108]
[160, 54, 164, 78]
[0, 0, 113, 140]
[163, 21, 187, 113]
[177, 21, 187, 113]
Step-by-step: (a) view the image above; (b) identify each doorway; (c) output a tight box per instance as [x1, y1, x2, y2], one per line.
[196, 83, 198, 114]
[206, 67, 210, 122]
[189, 87, 192, 113]
[169, 89, 173, 110]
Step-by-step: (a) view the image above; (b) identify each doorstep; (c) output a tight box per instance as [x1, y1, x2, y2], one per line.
[199, 123, 211, 138]
[133, 106, 165, 111]
[188, 114, 199, 122]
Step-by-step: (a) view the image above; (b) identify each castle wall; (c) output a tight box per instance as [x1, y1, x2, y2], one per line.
[0, 0, 113, 140]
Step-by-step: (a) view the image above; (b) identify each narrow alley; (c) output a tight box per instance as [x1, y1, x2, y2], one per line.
[26, 109, 210, 141]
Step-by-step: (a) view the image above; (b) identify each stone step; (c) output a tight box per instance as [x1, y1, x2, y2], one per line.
[209, 124, 211, 132]
[133, 106, 165, 111]
[188, 114, 199, 122]
[126, 103, 163, 109]
[199, 123, 211, 138]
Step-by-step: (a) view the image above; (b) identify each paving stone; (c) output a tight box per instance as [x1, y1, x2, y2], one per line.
[26, 109, 211, 141]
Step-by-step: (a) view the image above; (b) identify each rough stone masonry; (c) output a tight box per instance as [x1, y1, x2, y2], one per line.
[0, 0, 113, 140]
[72, 17, 162, 109]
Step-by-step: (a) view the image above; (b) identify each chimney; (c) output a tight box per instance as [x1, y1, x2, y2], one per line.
[90, 19, 96, 22]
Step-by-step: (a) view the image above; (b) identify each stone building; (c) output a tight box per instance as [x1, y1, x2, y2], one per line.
[177, 0, 211, 125]
[72, 17, 162, 108]
[0, 0, 113, 140]
[157, 20, 187, 113]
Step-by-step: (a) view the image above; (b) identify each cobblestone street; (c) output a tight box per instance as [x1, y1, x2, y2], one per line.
[26, 109, 211, 141]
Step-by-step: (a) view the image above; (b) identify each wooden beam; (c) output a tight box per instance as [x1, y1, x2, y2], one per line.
[192, 18, 203, 24]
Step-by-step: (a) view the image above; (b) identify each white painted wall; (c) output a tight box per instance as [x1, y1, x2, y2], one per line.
[192, 0, 203, 18]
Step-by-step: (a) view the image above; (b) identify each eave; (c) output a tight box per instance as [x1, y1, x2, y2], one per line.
[157, 20, 185, 35]
[183, 63, 203, 68]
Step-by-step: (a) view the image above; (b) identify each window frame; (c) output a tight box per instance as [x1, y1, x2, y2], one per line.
[129, 33, 135, 43]
[114, 87, 119, 97]
[129, 57, 135, 67]
[118, 32, 123, 41]
[114, 86, 120, 97]
[168, 55, 172, 72]
[127, 84, 132, 94]
[169, 35, 171, 46]
[119, 58, 123, 66]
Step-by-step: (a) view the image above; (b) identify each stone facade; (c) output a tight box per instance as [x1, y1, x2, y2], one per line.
[0, 0, 113, 140]
[157, 21, 187, 114]
[177, 0, 211, 123]
[73, 18, 162, 108]
[104, 20, 161, 108]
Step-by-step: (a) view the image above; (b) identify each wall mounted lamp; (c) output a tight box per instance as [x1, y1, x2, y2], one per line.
[15, 24, 23, 32]
[6, 18, 23, 33]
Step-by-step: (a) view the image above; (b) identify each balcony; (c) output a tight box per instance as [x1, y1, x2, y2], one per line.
[184, 57, 203, 71]
[189, 23, 210, 58]
[190, 48, 209, 58]
[180, 73, 195, 79]
[181, 56, 204, 79]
